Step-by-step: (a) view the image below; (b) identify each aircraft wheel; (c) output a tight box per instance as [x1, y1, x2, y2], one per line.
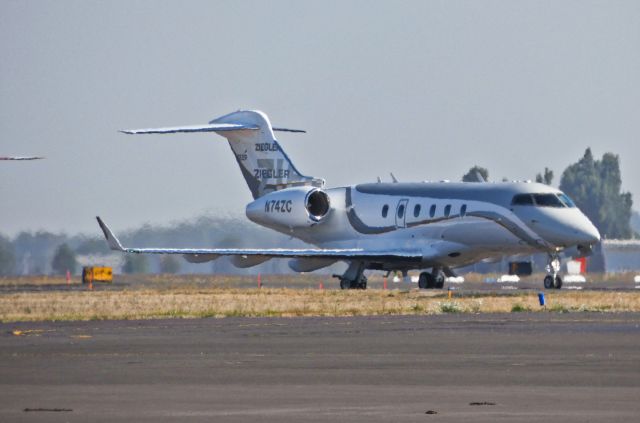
[340, 279, 350, 290]
[418, 272, 429, 289]
[433, 270, 445, 289]
[357, 276, 368, 290]
[426, 273, 436, 289]
[543, 275, 554, 289]
[554, 275, 563, 290]
[419, 272, 436, 289]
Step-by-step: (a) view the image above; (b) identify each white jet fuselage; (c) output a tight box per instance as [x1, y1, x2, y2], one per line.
[245, 182, 600, 272]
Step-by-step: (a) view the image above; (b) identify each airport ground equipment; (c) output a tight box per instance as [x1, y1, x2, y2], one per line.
[82, 267, 113, 284]
[509, 261, 533, 276]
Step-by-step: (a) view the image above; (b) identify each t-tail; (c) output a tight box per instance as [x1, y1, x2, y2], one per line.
[121, 110, 324, 199]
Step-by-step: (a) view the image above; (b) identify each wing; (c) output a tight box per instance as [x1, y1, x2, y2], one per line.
[96, 217, 422, 262]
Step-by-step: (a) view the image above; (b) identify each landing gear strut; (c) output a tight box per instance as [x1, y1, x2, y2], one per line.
[544, 254, 563, 290]
[334, 261, 367, 290]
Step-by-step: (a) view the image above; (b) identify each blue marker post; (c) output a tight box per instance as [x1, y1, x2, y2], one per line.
[538, 292, 546, 308]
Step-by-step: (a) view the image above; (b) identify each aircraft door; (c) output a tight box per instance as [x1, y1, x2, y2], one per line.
[395, 199, 409, 228]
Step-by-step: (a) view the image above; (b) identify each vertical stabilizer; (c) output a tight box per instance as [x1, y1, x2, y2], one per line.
[210, 110, 323, 199]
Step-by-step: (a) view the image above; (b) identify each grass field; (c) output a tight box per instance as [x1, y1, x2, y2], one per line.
[1, 274, 639, 322]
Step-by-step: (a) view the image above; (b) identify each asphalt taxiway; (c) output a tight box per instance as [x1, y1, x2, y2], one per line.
[1, 313, 639, 422]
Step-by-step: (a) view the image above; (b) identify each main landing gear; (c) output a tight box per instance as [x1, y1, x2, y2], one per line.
[418, 269, 445, 290]
[334, 261, 367, 290]
[338, 275, 368, 290]
[543, 254, 563, 289]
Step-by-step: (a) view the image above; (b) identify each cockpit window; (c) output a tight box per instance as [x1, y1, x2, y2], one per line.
[557, 193, 576, 208]
[512, 194, 534, 206]
[512, 193, 574, 208]
[533, 194, 565, 207]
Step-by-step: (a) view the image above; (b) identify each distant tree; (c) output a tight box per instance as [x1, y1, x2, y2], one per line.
[559, 148, 633, 239]
[462, 166, 489, 182]
[159, 255, 180, 274]
[51, 243, 77, 275]
[13, 231, 67, 275]
[0, 234, 16, 276]
[631, 211, 640, 238]
[535, 167, 554, 185]
[75, 237, 110, 255]
[122, 254, 149, 274]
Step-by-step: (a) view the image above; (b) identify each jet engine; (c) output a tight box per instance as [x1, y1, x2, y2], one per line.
[245, 186, 331, 230]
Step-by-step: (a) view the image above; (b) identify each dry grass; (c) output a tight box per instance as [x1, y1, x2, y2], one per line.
[0, 276, 73, 286]
[2, 288, 640, 322]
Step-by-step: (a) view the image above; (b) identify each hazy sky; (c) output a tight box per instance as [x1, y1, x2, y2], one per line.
[1, 1, 639, 237]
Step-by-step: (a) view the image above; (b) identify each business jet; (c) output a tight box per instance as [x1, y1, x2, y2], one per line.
[0, 156, 43, 160]
[97, 110, 600, 290]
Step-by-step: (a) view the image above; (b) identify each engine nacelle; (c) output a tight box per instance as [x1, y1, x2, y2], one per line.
[246, 186, 331, 230]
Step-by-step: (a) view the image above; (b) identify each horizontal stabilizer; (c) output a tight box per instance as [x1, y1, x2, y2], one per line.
[121, 124, 306, 135]
[120, 123, 258, 135]
[271, 127, 306, 133]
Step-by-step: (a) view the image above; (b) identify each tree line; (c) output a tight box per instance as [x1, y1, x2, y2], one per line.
[0, 216, 306, 276]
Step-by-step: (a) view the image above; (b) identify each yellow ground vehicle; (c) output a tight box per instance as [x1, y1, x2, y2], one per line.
[82, 266, 113, 284]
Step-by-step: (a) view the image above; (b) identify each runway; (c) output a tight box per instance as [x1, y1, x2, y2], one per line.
[1, 313, 639, 422]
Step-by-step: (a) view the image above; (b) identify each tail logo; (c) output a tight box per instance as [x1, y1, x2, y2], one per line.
[255, 142, 279, 152]
[254, 158, 290, 180]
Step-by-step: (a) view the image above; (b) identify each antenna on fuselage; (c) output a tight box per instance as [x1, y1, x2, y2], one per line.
[376, 176, 382, 183]
[390, 172, 398, 183]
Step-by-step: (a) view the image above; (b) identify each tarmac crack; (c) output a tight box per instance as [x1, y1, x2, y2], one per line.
[23, 407, 72, 412]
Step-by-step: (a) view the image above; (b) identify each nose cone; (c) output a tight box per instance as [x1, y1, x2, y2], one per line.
[557, 212, 601, 248]
[523, 209, 601, 248]
[574, 218, 601, 245]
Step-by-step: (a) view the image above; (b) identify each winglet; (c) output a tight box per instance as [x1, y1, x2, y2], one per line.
[96, 216, 125, 251]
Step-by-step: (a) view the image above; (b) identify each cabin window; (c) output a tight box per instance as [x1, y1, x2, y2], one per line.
[460, 204, 467, 217]
[382, 204, 389, 218]
[413, 204, 421, 218]
[444, 204, 451, 217]
[429, 204, 436, 218]
[397, 204, 405, 219]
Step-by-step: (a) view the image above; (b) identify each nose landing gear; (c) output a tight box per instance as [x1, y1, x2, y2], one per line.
[544, 254, 563, 289]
